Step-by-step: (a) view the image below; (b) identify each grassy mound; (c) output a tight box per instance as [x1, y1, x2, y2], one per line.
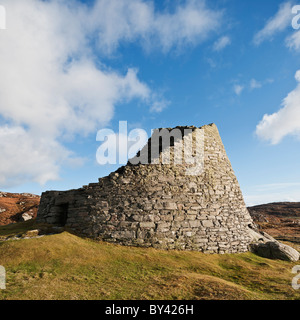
[0, 221, 299, 300]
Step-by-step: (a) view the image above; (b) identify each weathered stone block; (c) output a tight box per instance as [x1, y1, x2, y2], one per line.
[201, 220, 214, 228]
[163, 202, 177, 210]
[139, 222, 156, 229]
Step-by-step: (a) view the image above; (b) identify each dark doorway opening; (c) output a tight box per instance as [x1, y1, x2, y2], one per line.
[57, 203, 69, 226]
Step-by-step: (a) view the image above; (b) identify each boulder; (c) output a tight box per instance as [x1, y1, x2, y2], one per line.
[23, 229, 40, 237]
[250, 241, 299, 262]
[21, 212, 33, 221]
[247, 227, 299, 262]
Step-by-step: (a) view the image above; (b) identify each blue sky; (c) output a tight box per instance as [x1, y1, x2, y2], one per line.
[1, 0, 300, 205]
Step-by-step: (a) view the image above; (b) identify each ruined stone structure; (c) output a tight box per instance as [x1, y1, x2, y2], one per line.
[37, 124, 254, 254]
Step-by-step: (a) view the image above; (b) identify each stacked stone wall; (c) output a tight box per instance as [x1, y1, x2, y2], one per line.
[37, 124, 253, 254]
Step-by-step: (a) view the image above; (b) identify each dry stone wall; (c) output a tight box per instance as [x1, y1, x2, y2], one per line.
[37, 124, 253, 254]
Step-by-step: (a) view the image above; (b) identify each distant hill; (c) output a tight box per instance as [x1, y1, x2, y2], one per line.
[248, 202, 300, 244]
[248, 202, 300, 217]
[0, 192, 40, 226]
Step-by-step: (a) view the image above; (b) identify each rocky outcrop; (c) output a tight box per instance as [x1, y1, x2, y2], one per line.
[247, 227, 299, 262]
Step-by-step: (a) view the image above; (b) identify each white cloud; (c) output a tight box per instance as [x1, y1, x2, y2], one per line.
[286, 30, 300, 50]
[206, 58, 217, 68]
[233, 84, 244, 95]
[256, 70, 300, 144]
[250, 78, 274, 91]
[212, 36, 231, 51]
[255, 182, 300, 191]
[244, 182, 300, 206]
[252, 2, 300, 52]
[233, 78, 273, 96]
[0, 126, 70, 187]
[0, 0, 223, 188]
[253, 2, 293, 45]
[250, 78, 274, 89]
[150, 100, 170, 113]
[90, 0, 222, 53]
[250, 79, 262, 89]
[245, 191, 300, 206]
[0, 0, 151, 187]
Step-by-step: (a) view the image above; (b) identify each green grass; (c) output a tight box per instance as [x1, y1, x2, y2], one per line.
[0, 221, 299, 300]
[0, 220, 51, 238]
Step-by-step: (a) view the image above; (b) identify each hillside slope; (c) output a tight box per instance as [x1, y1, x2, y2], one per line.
[248, 203, 300, 244]
[0, 192, 40, 226]
[0, 221, 299, 300]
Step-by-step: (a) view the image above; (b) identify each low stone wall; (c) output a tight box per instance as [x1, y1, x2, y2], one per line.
[37, 124, 253, 254]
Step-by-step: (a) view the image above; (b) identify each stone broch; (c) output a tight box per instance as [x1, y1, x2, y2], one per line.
[37, 123, 258, 254]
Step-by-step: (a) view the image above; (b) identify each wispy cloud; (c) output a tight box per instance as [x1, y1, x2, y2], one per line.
[253, 2, 300, 53]
[286, 30, 300, 50]
[250, 79, 262, 89]
[253, 1, 294, 45]
[254, 182, 300, 191]
[233, 77, 274, 97]
[150, 100, 170, 113]
[233, 84, 244, 96]
[91, 0, 223, 54]
[250, 78, 273, 90]
[212, 36, 231, 51]
[244, 182, 300, 206]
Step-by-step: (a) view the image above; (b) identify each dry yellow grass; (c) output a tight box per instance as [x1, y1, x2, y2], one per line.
[0, 222, 299, 300]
